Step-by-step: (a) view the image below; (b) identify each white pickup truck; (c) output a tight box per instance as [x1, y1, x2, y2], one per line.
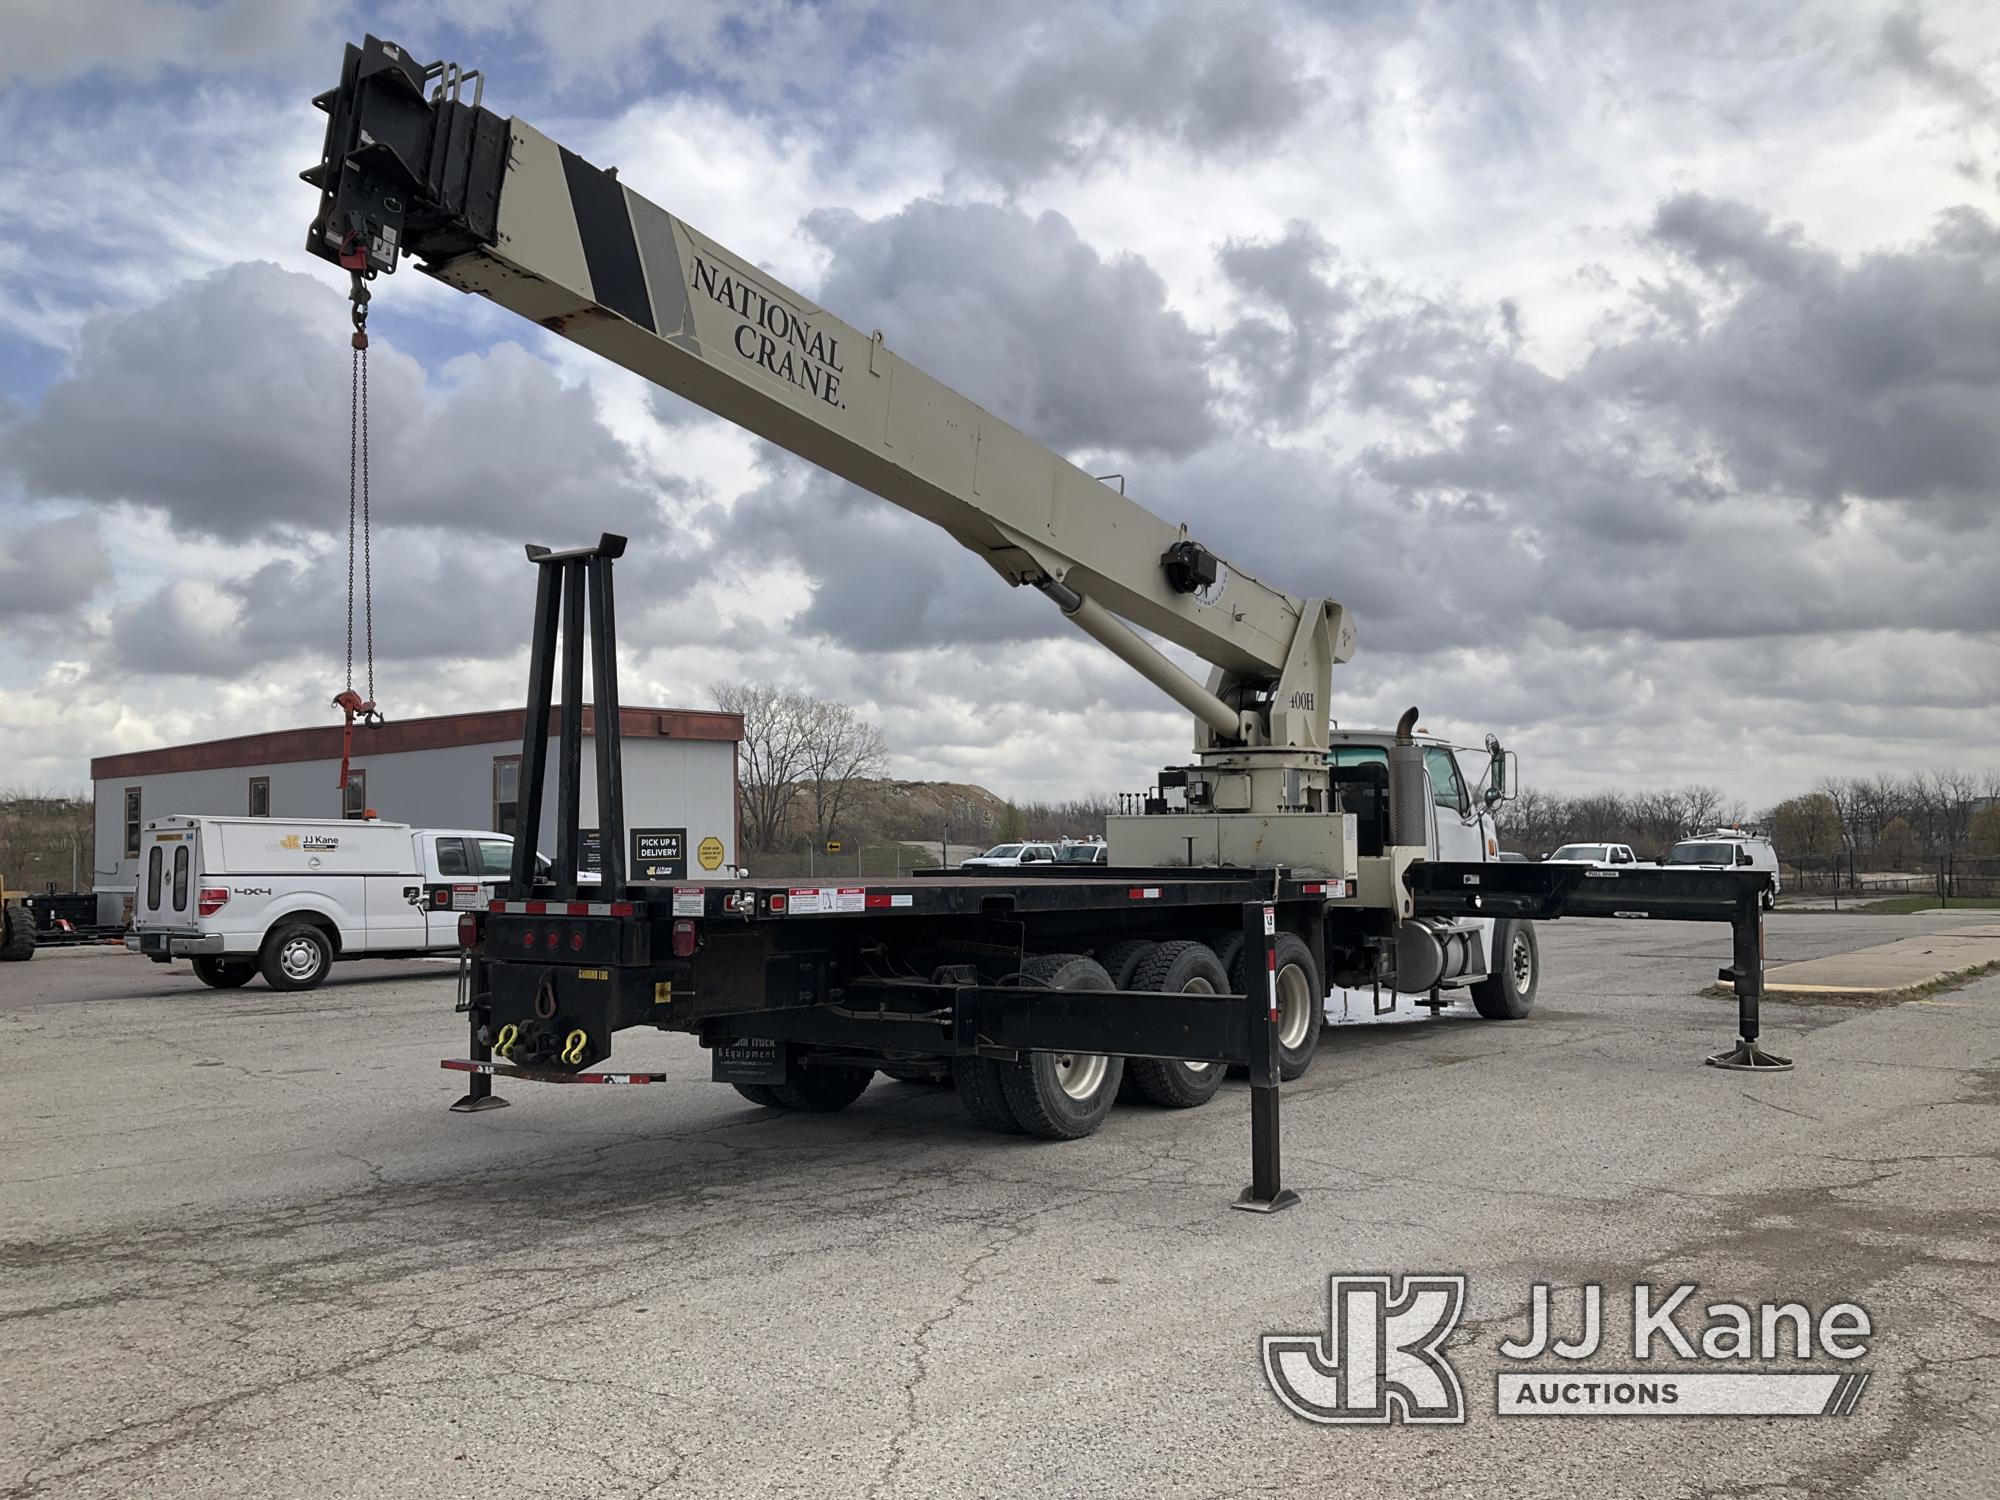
[127, 817, 542, 990]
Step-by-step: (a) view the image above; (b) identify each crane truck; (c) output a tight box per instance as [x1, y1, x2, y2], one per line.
[301, 38, 1784, 1197]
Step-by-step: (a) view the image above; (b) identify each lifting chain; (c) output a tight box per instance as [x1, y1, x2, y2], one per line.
[345, 269, 376, 707]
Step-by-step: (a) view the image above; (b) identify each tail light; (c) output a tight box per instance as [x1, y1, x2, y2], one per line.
[569, 931, 585, 951]
[671, 918, 699, 958]
[197, 888, 229, 918]
[457, 913, 480, 949]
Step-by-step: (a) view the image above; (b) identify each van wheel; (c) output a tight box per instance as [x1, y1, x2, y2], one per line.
[733, 1083, 785, 1108]
[1125, 941, 1229, 1107]
[1761, 887, 1777, 911]
[994, 954, 1124, 1139]
[192, 957, 256, 989]
[1470, 920, 1537, 1019]
[1226, 933, 1323, 1080]
[260, 923, 332, 990]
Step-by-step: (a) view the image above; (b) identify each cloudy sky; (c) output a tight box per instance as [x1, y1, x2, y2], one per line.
[2, 0, 1995, 810]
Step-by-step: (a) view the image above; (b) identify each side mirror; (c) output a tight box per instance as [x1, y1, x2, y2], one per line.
[1481, 735, 1518, 807]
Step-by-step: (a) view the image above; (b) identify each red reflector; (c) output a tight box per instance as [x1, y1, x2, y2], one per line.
[567, 902, 590, 916]
[524, 901, 547, 915]
[544, 930, 559, 949]
[521, 930, 535, 949]
[671, 918, 698, 958]
[488, 898, 506, 912]
[197, 887, 229, 918]
[570, 931, 585, 951]
[457, 913, 479, 948]
[864, 893, 891, 908]
[769, 895, 787, 913]
[1302, 882, 1326, 894]
[609, 902, 635, 917]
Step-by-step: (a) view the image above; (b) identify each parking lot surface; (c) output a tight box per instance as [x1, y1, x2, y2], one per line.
[3, 913, 1996, 1498]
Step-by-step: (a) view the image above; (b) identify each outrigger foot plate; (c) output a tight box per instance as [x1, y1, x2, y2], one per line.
[1705, 1039, 1794, 1072]
[450, 1093, 511, 1112]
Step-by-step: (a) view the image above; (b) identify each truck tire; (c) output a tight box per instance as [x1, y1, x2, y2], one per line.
[1470, 919, 1538, 1020]
[191, 957, 256, 989]
[954, 1055, 1024, 1134]
[0, 904, 34, 962]
[1094, 938, 1154, 989]
[1226, 932, 1323, 1081]
[770, 1064, 875, 1112]
[733, 1083, 785, 1108]
[259, 922, 332, 991]
[995, 954, 1125, 1140]
[1125, 941, 1229, 1108]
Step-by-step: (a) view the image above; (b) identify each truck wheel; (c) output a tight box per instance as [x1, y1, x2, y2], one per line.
[1094, 938, 1154, 988]
[1125, 941, 1228, 1108]
[259, 923, 332, 991]
[1761, 887, 1777, 912]
[954, 1056, 1024, 1133]
[1227, 932, 1323, 1081]
[733, 1083, 785, 1108]
[995, 954, 1125, 1140]
[0, 904, 35, 961]
[191, 957, 256, 989]
[1470, 920, 1538, 1020]
[770, 1064, 875, 1112]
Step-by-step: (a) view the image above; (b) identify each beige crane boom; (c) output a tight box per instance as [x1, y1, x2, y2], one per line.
[306, 35, 1365, 870]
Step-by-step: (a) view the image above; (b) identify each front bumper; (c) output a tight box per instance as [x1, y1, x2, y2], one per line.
[127, 931, 226, 959]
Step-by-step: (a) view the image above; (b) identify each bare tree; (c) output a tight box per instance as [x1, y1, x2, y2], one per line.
[1771, 793, 1843, 890]
[710, 682, 816, 854]
[802, 698, 888, 852]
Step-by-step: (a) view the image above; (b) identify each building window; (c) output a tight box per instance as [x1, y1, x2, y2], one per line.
[248, 777, 271, 818]
[493, 756, 521, 835]
[343, 770, 367, 820]
[124, 788, 143, 860]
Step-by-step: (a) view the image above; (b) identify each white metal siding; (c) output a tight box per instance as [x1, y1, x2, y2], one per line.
[95, 736, 734, 899]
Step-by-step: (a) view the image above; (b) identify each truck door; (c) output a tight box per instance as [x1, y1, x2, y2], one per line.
[1423, 748, 1486, 864]
[361, 836, 428, 953]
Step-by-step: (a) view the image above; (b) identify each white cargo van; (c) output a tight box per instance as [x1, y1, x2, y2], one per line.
[1664, 831, 1781, 909]
[127, 818, 543, 990]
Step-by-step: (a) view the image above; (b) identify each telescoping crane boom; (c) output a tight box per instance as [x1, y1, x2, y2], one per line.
[303, 35, 1382, 885]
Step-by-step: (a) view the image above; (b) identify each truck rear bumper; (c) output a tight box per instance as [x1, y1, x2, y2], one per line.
[127, 932, 225, 959]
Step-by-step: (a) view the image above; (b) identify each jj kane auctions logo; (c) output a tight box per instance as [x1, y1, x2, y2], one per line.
[1264, 1275, 1873, 1423]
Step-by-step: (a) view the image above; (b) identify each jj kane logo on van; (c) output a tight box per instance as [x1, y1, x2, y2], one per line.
[279, 834, 340, 852]
[1264, 1275, 1873, 1423]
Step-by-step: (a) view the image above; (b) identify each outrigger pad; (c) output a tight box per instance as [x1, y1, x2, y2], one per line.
[449, 1092, 511, 1112]
[1705, 1039, 1794, 1072]
[1232, 1186, 1303, 1214]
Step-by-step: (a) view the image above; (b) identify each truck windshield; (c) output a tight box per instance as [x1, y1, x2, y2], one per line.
[980, 845, 1021, 859]
[1551, 845, 1606, 861]
[1056, 844, 1102, 862]
[1667, 842, 1738, 865]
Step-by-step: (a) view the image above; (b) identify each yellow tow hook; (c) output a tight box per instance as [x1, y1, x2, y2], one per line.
[561, 1029, 589, 1066]
[494, 1022, 519, 1060]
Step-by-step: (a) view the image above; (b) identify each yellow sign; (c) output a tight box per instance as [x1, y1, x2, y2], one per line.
[826, 840, 843, 854]
[697, 836, 725, 871]
[653, 981, 674, 1006]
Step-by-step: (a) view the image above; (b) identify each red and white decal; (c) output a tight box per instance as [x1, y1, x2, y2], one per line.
[787, 887, 827, 915]
[864, 892, 915, 909]
[672, 886, 705, 918]
[1128, 887, 1162, 901]
[487, 899, 637, 917]
[1301, 880, 1346, 897]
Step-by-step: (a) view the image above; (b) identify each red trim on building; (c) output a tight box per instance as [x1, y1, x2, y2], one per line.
[90, 706, 742, 781]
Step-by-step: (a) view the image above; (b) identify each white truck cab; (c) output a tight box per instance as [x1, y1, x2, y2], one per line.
[127, 817, 542, 990]
[1547, 842, 1640, 867]
[1323, 728, 1534, 1021]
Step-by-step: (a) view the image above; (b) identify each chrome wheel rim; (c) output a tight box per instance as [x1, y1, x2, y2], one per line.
[280, 936, 322, 981]
[1277, 962, 1314, 1049]
[1052, 1052, 1108, 1100]
[1510, 933, 1533, 988]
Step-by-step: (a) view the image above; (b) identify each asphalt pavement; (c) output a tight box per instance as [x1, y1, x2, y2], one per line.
[2, 912, 1996, 1498]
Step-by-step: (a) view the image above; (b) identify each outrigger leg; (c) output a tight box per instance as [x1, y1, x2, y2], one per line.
[1707, 887, 1792, 1072]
